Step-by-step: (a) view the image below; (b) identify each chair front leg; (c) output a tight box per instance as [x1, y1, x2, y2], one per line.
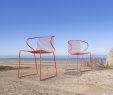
[79, 55, 83, 72]
[39, 53, 42, 80]
[65, 54, 70, 71]
[53, 52, 57, 76]
[18, 50, 21, 78]
[89, 52, 93, 69]
[76, 55, 79, 71]
[34, 54, 39, 77]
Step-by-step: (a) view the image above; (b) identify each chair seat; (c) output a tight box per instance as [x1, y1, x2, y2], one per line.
[28, 50, 52, 54]
[71, 52, 90, 55]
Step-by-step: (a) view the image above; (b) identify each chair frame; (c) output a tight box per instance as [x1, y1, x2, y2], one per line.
[18, 36, 57, 81]
[66, 40, 92, 73]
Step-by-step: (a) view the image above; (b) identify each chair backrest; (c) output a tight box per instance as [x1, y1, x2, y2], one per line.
[26, 36, 55, 52]
[68, 40, 88, 55]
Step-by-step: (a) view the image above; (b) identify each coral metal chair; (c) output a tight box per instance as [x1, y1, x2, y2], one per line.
[18, 36, 57, 81]
[66, 40, 92, 72]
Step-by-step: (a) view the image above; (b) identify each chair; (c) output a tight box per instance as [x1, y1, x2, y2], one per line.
[66, 40, 92, 73]
[18, 36, 57, 81]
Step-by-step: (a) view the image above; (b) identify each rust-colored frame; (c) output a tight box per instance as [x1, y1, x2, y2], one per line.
[18, 36, 57, 81]
[66, 40, 92, 73]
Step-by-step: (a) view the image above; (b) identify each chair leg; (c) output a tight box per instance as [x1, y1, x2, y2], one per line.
[89, 52, 93, 70]
[18, 50, 21, 78]
[65, 54, 69, 71]
[39, 53, 42, 80]
[79, 55, 83, 72]
[18, 50, 38, 78]
[39, 53, 57, 81]
[53, 52, 57, 76]
[80, 55, 83, 74]
[77, 55, 82, 74]
[77, 55, 79, 71]
[34, 54, 38, 77]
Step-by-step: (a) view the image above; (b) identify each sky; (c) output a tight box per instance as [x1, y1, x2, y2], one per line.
[0, 0, 113, 57]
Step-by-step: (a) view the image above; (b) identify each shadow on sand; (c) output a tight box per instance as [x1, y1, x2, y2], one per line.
[0, 66, 30, 71]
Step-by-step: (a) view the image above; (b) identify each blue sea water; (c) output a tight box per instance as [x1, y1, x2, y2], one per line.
[0, 55, 107, 61]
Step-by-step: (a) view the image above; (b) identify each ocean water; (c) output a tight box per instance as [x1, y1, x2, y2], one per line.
[0, 55, 107, 61]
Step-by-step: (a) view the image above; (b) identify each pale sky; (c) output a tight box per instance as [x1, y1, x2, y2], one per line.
[0, 0, 113, 57]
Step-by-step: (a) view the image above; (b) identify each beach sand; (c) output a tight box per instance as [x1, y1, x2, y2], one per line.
[0, 60, 113, 95]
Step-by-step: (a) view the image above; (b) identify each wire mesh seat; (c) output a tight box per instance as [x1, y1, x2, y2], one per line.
[66, 40, 92, 73]
[18, 36, 57, 81]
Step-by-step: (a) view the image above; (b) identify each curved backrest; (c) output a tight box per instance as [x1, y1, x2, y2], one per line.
[26, 36, 55, 52]
[68, 40, 88, 55]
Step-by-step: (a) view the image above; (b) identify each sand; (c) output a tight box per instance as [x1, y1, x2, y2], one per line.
[0, 60, 113, 95]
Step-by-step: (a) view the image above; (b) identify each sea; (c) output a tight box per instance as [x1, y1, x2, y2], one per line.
[0, 55, 107, 61]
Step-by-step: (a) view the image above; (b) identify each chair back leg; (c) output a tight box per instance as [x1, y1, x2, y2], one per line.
[34, 54, 39, 76]
[53, 52, 57, 76]
[39, 53, 42, 80]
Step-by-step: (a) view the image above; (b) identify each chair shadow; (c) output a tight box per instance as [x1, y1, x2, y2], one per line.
[64, 69, 93, 76]
[64, 67, 113, 77]
[0, 66, 30, 71]
[64, 70, 82, 76]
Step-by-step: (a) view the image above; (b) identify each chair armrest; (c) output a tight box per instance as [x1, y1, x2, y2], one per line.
[82, 40, 89, 52]
[26, 37, 38, 50]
